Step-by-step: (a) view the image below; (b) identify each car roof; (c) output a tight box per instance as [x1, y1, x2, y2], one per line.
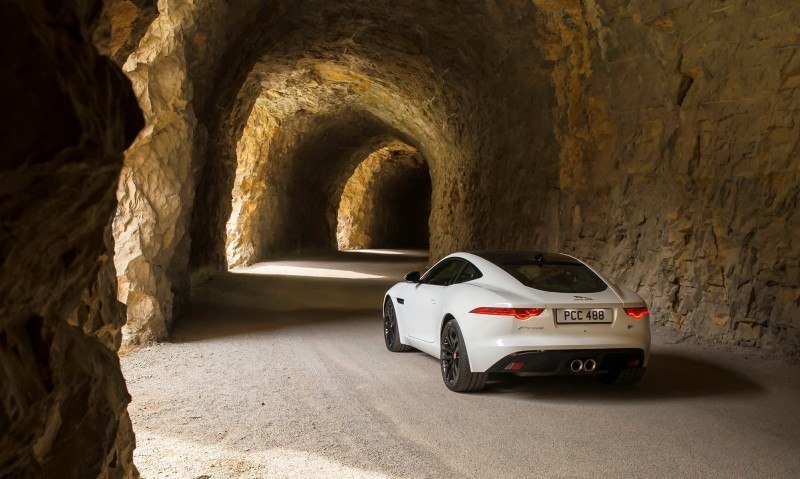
[466, 250, 581, 265]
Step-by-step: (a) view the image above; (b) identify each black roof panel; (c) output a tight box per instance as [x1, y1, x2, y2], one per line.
[468, 250, 581, 265]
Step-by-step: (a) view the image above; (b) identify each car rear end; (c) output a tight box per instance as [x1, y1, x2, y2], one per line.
[457, 252, 650, 376]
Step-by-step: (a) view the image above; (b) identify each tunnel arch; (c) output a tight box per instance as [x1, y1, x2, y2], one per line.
[111, 0, 560, 345]
[221, 53, 475, 268]
[225, 109, 432, 265]
[337, 140, 432, 250]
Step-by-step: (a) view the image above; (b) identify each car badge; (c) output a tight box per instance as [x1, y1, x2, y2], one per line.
[573, 296, 594, 301]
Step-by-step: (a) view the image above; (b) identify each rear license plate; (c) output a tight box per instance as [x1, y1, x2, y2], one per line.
[556, 309, 613, 324]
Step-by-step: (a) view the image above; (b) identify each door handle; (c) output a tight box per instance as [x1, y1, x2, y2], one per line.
[430, 299, 436, 304]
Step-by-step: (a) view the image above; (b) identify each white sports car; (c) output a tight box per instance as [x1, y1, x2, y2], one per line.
[383, 251, 651, 392]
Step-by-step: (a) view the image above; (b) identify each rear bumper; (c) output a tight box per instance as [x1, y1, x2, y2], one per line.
[459, 310, 651, 372]
[486, 348, 645, 375]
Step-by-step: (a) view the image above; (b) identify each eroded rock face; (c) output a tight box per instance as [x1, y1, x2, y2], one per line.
[113, 0, 200, 345]
[94, 0, 158, 64]
[113, 0, 799, 355]
[0, 0, 142, 477]
[527, 0, 800, 352]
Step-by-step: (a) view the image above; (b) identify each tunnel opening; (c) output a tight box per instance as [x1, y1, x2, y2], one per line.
[336, 141, 432, 251]
[224, 106, 437, 269]
[269, 113, 409, 256]
[367, 161, 431, 250]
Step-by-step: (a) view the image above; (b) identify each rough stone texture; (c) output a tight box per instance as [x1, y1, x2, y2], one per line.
[0, 0, 142, 477]
[67, 221, 127, 352]
[113, 0, 200, 346]
[337, 142, 430, 250]
[93, 0, 158, 64]
[526, 0, 800, 353]
[113, 0, 799, 355]
[113, 0, 271, 344]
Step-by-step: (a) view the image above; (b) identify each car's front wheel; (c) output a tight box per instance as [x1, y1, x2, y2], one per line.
[440, 319, 487, 392]
[383, 298, 411, 352]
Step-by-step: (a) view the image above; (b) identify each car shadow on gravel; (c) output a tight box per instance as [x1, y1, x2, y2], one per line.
[482, 352, 763, 401]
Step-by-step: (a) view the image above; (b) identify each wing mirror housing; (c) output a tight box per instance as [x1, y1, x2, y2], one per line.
[404, 271, 421, 283]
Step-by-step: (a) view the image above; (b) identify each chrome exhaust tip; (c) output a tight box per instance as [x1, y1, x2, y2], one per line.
[583, 358, 597, 372]
[569, 359, 584, 373]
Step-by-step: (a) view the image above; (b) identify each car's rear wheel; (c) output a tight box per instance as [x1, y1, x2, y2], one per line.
[599, 367, 646, 385]
[383, 298, 411, 352]
[441, 319, 487, 392]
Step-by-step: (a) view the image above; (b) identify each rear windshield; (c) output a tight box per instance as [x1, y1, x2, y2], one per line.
[500, 261, 608, 293]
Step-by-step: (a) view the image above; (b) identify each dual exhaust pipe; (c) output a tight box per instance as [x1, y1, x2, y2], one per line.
[570, 358, 597, 373]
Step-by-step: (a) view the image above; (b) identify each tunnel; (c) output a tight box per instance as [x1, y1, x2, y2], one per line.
[1, 0, 799, 477]
[225, 112, 432, 263]
[336, 139, 432, 251]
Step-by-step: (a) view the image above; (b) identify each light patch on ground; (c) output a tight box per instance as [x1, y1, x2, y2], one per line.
[134, 431, 393, 479]
[231, 264, 385, 279]
[345, 249, 410, 256]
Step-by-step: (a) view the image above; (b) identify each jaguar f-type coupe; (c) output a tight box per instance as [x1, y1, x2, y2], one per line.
[383, 251, 651, 392]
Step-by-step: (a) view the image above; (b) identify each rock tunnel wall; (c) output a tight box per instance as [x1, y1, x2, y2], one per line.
[112, 0, 201, 346]
[211, 28, 499, 269]
[526, 0, 800, 352]
[0, 0, 144, 477]
[112, 0, 799, 354]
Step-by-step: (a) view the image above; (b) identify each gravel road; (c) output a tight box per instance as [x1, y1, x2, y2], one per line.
[121, 250, 800, 479]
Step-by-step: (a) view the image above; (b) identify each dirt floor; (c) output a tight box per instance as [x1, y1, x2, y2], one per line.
[121, 250, 800, 479]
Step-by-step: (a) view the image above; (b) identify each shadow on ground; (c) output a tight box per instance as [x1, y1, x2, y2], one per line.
[174, 249, 426, 342]
[480, 352, 763, 401]
[171, 306, 379, 342]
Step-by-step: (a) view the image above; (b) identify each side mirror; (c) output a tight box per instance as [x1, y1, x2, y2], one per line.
[404, 271, 421, 283]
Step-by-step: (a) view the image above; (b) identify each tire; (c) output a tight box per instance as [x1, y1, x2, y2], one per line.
[440, 319, 487, 392]
[599, 367, 646, 385]
[383, 298, 411, 352]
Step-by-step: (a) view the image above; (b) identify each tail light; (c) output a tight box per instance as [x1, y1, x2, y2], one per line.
[624, 307, 649, 319]
[504, 361, 526, 371]
[470, 307, 544, 320]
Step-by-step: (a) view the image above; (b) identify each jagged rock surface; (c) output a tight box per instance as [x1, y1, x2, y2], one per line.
[94, 0, 158, 64]
[528, 0, 800, 352]
[112, 0, 200, 346]
[0, 0, 143, 477]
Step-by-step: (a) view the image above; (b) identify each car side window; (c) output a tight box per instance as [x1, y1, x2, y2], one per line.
[422, 259, 466, 286]
[453, 262, 482, 284]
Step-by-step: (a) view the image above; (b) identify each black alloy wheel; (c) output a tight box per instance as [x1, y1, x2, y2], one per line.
[441, 322, 461, 385]
[383, 299, 411, 352]
[440, 319, 487, 392]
